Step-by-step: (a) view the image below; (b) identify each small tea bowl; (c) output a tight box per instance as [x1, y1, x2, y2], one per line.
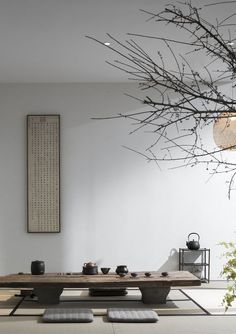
[131, 272, 138, 278]
[101, 267, 110, 275]
[119, 272, 127, 277]
[145, 272, 151, 277]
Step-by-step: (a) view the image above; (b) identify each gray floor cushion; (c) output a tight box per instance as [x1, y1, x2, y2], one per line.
[42, 308, 93, 323]
[107, 308, 158, 323]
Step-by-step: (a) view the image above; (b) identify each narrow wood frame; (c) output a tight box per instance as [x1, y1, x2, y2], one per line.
[27, 115, 60, 233]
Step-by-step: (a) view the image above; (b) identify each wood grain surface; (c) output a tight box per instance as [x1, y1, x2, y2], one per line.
[0, 271, 200, 289]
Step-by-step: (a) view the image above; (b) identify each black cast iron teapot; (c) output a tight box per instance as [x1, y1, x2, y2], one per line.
[186, 232, 200, 250]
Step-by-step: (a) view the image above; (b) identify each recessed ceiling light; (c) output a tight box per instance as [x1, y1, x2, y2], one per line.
[104, 42, 111, 46]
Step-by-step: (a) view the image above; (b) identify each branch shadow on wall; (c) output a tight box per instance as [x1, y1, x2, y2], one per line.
[157, 248, 179, 272]
[158, 248, 205, 280]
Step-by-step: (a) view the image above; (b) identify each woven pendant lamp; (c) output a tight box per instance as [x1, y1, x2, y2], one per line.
[213, 112, 236, 150]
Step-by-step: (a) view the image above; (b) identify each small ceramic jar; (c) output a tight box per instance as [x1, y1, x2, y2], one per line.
[31, 260, 45, 275]
[116, 265, 128, 275]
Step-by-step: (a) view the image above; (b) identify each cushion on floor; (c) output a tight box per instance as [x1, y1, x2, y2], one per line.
[107, 308, 158, 323]
[42, 308, 93, 323]
[89, 288, 127, 296]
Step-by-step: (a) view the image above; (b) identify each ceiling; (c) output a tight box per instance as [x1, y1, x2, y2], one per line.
[0, 0, 234, 83]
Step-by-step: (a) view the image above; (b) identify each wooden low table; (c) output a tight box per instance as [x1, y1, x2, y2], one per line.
[0, 271, 200, 304]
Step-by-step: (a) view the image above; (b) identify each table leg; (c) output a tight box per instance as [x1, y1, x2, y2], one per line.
[139, 287, 171, 304]
[33, 286, 63, 304]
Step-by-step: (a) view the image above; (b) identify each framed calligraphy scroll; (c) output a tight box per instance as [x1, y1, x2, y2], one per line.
[27, 115, 60, 233]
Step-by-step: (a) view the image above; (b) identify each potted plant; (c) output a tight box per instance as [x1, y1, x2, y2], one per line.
[220, 242, 236, 309]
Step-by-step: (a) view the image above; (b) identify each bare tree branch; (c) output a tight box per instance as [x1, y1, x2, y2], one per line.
[86, 1, 236, 198]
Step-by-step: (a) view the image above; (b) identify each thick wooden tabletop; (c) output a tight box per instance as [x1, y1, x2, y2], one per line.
[0, 271, 200, 288]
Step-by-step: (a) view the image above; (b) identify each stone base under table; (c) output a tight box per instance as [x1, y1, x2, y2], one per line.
[33, 286, 171, 304]
[33, 287, 63, 304]
[139, 287, 171, 304]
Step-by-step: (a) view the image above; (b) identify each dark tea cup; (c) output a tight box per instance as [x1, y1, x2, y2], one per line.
[101, 267, 110, 274]
[131, 272, 138, 277]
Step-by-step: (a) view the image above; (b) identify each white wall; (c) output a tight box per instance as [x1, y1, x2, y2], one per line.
[0, 83, 235, 279]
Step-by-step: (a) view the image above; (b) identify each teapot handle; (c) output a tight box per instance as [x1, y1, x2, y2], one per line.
[188, 232, 200, 241]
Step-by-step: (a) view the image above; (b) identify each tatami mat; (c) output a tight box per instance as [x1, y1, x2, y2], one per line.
[182, 289, 236, 314]
[1, 315, 236, 334]
[0, 316, 113, 334]
[0, 290, 22, 316]
[112, 316, 236, 334]
[0, 286, 233, 317]
[0, 283, 235, 334]
[13, 289, 203, 316]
